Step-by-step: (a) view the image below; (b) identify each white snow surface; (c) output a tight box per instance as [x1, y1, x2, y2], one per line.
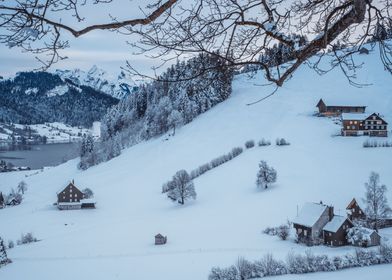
[46, 85, 69, 97]
[323, 215, 348, 233]
[292, 202, 328, 227]
[1, 50, 392, 279]
[341, 113, 369, 121]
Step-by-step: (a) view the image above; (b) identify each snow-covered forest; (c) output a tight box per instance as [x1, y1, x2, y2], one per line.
[79, 52, 233, 169]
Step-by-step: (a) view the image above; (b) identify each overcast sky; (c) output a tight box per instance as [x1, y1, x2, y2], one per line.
[0, 0, 169, 78]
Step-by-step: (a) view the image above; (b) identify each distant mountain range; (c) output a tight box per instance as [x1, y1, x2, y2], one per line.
[0, 71, 119, 127]
[54, 66, 138, 99]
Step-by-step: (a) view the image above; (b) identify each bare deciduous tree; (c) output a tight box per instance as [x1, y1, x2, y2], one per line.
[1, 0, 391, 87]
[363, 171, 391, 232]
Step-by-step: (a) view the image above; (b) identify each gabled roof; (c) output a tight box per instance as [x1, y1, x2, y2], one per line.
[365, 113, 388, 124]
[317, 98, 366, 108]
[155, 233, 165, 238]
[57, 182, 82, 195]
[323, 215, 352, 233]
[341, 113, 367, 121]
[293, 202, 328, 228]
[346, 198, 365, 210]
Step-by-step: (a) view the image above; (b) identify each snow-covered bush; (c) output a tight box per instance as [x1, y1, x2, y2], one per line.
[231, 147, 243, 157]
[82, 188, 94, 199]
[6, 188, 23, 206]
[17, 232, 38, 245]
[209, 265, 238, 280]
[236, 257, 255, 279]
[7, 240, 14, 249]
[363, 140, 392, 148]
[256, 161, 277, 189]
[277, 225, 290, 240]
[379, 243, 392, 263]
[258, 138, 271, 146]
[263, 224, 290, 240]
[254, 254, 287, 277]
[245, 140, 255, 149]
[276, 138, 290, 146]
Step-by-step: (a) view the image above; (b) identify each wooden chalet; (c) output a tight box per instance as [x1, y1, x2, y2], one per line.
[346, 198, 366, 221]
[155, 234, 167, 245]
[363, 113, 388, 137]
[323, 215, 353, 246]
[293, 202, 334, 245]
[57, 181, 96, 210]
[316, 99, 366, 116]
[341, 113, 388, 137]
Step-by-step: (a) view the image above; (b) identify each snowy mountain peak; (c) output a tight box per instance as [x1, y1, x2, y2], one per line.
[54, 66, 136, 99]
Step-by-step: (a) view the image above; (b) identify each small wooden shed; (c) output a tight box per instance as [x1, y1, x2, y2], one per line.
[155, 234, 167, 245]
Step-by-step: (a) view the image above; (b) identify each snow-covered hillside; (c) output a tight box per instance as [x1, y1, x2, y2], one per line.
[55, 66, 137, 99]
[1, 49, 392, 280]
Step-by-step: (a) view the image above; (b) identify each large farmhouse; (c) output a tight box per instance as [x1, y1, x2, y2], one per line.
[342, 113, 388, 137]
[57, 181, 96, 210]
[316, 98, 366, 116]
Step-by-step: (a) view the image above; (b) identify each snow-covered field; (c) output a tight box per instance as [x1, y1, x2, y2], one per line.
[1, 50, 392, 279]
[0, 122, 99, 143]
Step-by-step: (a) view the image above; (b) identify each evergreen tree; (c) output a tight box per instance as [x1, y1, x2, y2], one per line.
[0, 236, 10, 267]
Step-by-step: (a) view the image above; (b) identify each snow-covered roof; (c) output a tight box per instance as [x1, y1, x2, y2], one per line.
[319, 98, 366, 107]
[293, 202, 328, 228]
[347, 198, 365, 210]
[323, 215, 350, 233]
[341, 113, 368, 121]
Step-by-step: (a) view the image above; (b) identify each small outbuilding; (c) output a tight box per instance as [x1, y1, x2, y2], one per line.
[155, 234, 167, 245]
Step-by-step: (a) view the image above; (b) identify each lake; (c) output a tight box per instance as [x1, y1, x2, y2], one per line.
[0, 143, 80, 170]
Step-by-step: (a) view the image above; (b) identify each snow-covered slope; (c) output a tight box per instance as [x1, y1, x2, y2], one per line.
[1, 49, 392, 280]
[55, 66, 137, 99]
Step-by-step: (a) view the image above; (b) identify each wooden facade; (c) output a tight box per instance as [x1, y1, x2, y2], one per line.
[155, 234, 167, 245]
[363, 113, 388, 137]
[293, 203, 334, 245]
[341, 113, 388, 137]
[316, 99, 366, 116]
[323, 216, 353, 247]
[57, 181, 87, 210]
[346, 198, 366, 221]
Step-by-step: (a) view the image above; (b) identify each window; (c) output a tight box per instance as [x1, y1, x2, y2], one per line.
[351, 126, 355, 129]
[347, 126, 350, 129]
[354, 121, 357, 124]
[297, 228, 302, 234]
[373, 116, 376, 120]
[63, 196, 65, 199]
[329, 232, 332, 236]
[74, 194, 77, 197]
[70, 199, 73, 202]
[349, 121, 352, 124]
[304, 230, 307, 236]
[70, 194, 72, 198]
[70, 189, 72, 193]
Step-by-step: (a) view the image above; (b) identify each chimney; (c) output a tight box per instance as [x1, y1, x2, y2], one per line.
[328, 206, 334, 221]
[72, 179, 74, 184]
